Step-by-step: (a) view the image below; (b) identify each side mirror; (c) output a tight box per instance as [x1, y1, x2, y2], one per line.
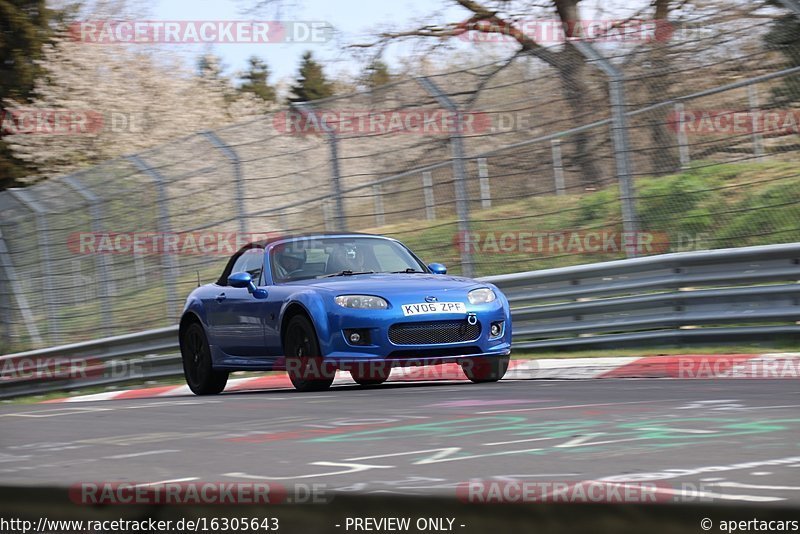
[428, 263, 447, 275]
[228, 272, 268, 299]
[228, 272, 252, 288]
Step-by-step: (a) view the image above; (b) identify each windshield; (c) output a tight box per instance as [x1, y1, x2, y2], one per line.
[269, 236, 426, 283]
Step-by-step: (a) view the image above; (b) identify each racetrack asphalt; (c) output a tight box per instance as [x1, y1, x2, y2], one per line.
[1, 378, 799, 505]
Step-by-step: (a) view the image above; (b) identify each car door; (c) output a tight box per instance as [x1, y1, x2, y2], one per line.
[206, 248, 268, 357]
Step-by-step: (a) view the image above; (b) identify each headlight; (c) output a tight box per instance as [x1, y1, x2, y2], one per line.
[335, 295, 388, 309]
[468, 288, 496, 304]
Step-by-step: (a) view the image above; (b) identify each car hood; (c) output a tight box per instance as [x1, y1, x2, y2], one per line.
[284, 273, 483, 294]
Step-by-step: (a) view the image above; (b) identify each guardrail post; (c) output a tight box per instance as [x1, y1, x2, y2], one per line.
[418, 76, 474, 277]
[422, 171, 436, 220]
[64, 175, 114, 335]
[573, 41, 640, 257]
[747, 85, 765, 159]
[202, 131, 248, 236]
[128, 155, 180, 321]
[373, 184, 385, 227]
[674, 103, 691, 169]
[0, 226, 42, 348]
[476, 158, 492, 209]
[6, 188, 61, 344]
[551, 139, 566, 195]
[291, 103, 347, 232]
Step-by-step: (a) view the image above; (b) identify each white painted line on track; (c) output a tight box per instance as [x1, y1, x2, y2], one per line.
[0, 406, 113, 417]
[482, 437, 559, 446]
[710, 482, 800, 491]
[103, 449, 181, 460]
[477, 399, 683, 414]
[133, 477, 198, 487]
[636, 427, 716, 434]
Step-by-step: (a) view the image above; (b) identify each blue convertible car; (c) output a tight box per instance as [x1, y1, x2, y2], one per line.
[179, 233, 511, 393]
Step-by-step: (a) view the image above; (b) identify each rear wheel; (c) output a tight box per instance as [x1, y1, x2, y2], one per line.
[181, 322, 228, 395]
[285, 315, 334, 392]
[350, 362, 390, 386]
[462, 355, 510, 383]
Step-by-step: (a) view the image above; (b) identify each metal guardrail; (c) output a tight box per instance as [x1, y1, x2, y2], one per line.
[492, 243, 800, 349]
[1, 243, 798, 399]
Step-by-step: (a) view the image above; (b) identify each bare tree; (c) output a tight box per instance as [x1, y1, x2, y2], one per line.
[348, 0, 606, 186]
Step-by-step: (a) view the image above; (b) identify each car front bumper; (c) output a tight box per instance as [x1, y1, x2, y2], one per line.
[320, 303, 512, 366]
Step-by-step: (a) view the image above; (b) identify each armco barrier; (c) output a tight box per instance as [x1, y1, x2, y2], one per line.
[1, 243, 798, 398]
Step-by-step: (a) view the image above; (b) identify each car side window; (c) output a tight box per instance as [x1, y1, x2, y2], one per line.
[229, 248, 264, 285]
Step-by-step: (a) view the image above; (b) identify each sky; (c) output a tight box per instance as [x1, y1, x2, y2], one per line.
[145, 0, 666, 88]
[150, 0, 474, 85]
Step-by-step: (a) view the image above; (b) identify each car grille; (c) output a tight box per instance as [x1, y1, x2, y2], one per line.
[387, 346, 482, 359]
[389, 319, 481, 345]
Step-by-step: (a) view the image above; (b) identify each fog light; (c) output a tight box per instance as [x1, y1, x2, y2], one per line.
[490, 321, 504, 339]
[344, 329, 371, 346]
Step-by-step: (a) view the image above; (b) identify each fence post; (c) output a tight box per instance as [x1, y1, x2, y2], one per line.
[747, 85, 765, 159]
[0, 240, 8, 348]
[63, 175, 114, 335]
[422, 172, 436, 220]
[476, 158, 492, 209]
[128, 155, 180, 321]
[674, 102, 691, 169]
[0, 226, 43, 348]
[322, 201, 334, 232]
[551, 139, 566, 196]
[777, 0, 800, 17]
[373, 184, 385, 227]
[573, 41, 639, 258]
[278, 209, 290, 233]
[6, 188, 61, 344]
[291, 103, 347, 232]
[418, 76, 474, 277]
[202, 131, 248, 236]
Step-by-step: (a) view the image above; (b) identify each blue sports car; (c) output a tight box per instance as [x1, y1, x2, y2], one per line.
[179, 233, 511, 393]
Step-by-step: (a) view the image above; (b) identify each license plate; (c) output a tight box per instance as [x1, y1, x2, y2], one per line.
[401, 302, 466, 316]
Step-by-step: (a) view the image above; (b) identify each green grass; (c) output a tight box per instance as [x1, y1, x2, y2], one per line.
[372, 160, 800, 276]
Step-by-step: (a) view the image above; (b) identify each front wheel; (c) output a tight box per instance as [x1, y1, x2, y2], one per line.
[461, 355, 510, 383]
[350, 362, 390, 386]
[180, 322, 228, 395]
[284, 315, 335, 392]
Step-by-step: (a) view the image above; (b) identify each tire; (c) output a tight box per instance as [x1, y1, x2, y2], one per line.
[350, 362, 390, 386]
[181, 322, 228, 395]
[284, 315, 334, 392]
[461, 355, 510, 383]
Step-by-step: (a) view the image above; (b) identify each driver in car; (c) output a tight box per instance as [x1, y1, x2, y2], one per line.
[275, 249, 305, 279]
